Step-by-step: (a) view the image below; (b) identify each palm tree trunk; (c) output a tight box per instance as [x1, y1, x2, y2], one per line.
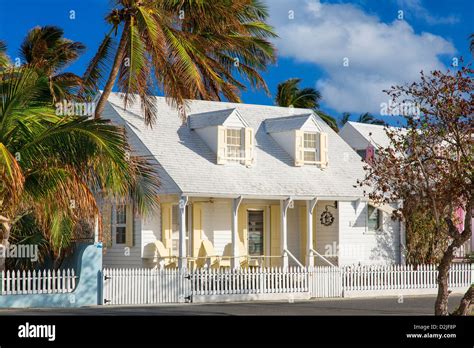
[94, 22, 130, 119]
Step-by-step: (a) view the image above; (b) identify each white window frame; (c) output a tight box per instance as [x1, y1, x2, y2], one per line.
[112, 203, 127, 246]
[366, 204, 383, 234]
[303, 132, 319, 164]
[225, 127, 245, 161]
[247, 209, 265, 257]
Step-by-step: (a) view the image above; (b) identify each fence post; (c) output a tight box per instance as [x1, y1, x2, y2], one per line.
[471, 264, 474, 286]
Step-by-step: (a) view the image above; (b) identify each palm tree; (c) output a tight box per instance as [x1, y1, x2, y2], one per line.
[0, 65, 160, 270]
[339, 112, 386, 128]
[275, 78, 321, 109]
[19, 26, 86, 102]
[275, 78, 339, 132]
[0, 40, 9, 68]
[93, 0, 277, 126]
[340, 112, 351, 127]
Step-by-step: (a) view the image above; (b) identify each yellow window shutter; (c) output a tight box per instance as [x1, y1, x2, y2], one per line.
[216, 125, 227, 164]
[161, 203, 173, 250]
[319, 132, 328, 168]
[192, 203, 203, 258]
[238, 204, 247, 247]
[270, 205, 281, 267]
[125, 203, 134, 247]
[294, 130, 304, 166]
[102, 202, 113, 247]
[244, 127, 254, 166]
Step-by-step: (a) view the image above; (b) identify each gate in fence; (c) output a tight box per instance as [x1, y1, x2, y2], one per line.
[102, 264, 473, 305]
[102, 268, 191, 305]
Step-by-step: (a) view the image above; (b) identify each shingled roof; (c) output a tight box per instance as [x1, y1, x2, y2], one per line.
[103, 93, 367, 199]
[264, 113, 320, 133]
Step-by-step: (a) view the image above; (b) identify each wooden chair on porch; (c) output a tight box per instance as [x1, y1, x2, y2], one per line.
[196, 240, 221, 269]
[153, 240, 177, 269]
[222, 242, 248, 268]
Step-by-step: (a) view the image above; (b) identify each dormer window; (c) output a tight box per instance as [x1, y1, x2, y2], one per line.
[188, 108, 254, 166]
[265, 113, 328, 168]
[295, 130, 327, 167]
[226, 128, 243, 160]
[217, 126, 253, 165]
[303, 132, 318, 162]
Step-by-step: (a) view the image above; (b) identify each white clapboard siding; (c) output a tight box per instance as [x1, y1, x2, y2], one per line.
[0, 269, 77, 295]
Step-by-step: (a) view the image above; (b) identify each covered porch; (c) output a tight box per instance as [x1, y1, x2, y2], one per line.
[153, 194, 345, 269]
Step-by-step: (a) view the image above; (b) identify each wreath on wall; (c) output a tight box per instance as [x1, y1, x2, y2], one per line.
[320, 210, 334, 226]
[320, 202, 337, 226]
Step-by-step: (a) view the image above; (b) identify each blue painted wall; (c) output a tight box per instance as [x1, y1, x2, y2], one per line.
[0, 243, 103, 308]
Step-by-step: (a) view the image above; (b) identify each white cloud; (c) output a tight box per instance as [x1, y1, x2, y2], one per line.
[269, 0, 456, 114]
[396, 0, 460, 25]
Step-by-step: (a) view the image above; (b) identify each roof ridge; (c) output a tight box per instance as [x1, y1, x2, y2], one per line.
[107, 92, 313, 113]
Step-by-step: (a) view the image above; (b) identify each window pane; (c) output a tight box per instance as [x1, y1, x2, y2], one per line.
[226, 128, 243, 159]
[116, 204, 126, 224]
[116, 226, 126, 244]
[248, 211, 264, 256]
[368, 205, 380, 231]
[304, 150, 316, 162]
[304, 133, 317, 148]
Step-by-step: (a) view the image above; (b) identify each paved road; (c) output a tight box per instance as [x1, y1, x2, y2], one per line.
[0, 294, 466, 316]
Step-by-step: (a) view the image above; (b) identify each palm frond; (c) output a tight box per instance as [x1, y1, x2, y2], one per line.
[81, 34, 115, 97]
[0, 40, 9, 69]
[316, 111, 339, 132]
[20, 26, 85, 74]
[0, 44, 161, 267]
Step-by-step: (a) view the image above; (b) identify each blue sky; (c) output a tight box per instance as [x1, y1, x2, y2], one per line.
[1, 0, 472, 125]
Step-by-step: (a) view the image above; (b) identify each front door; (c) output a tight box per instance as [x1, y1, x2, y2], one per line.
[248, 210, 264, 256]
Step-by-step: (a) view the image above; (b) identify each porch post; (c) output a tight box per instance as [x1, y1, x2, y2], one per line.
[280, 198, 292, 269]
[306, 198, 318, 267]
[231, 197, 243, 269]
[178, 195, 189, 269]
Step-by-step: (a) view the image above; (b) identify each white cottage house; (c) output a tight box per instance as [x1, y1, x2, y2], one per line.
[99, 94, 403, 269]
[340, 121, 473, 259]
[338, 121, 402, 160]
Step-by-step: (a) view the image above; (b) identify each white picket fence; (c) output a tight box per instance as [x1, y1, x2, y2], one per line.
[189, 266, 308, 296]
[102, 263, 473, 305]
[309, 266, 342, 298]
[103, 268, 191, 305]
[341, 263, 473, 295]
[0, 269, 77, 295]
